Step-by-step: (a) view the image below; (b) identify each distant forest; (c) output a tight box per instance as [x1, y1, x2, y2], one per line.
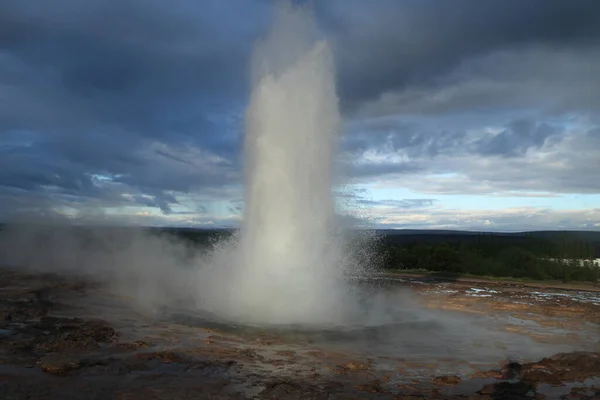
[378, 230, 600, 283]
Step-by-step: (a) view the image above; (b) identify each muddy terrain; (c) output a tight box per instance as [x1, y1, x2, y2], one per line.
[0, 268, 599, 399]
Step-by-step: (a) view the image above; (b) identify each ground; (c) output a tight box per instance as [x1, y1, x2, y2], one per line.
[0, 268, 599, 399]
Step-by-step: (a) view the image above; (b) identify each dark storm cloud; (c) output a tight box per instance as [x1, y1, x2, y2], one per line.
[387, 123, 600, 196]
[1, 0, 599, 219]
[342, 116, 568, 177]
[356, 47, 600, 119]
[340, 112, 600, 195]
[0, 0, 264, 216]
[317, 0, 600, 108]
[474, 119, 561, 157]
[342, 118, 468, 159]
[0, 0, 260, 143]
[343, 160, 421, 180]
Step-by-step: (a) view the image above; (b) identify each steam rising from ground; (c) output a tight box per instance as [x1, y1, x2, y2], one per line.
[0, 4, 381, 327]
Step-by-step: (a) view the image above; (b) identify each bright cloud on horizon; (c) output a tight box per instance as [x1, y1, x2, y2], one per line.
[0, 0, 599, 231]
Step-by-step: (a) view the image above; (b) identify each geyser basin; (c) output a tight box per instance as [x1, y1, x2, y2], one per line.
[166, 281, 592, 369]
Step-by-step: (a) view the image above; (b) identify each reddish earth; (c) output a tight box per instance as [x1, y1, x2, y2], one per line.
[0, 267, 599, 399]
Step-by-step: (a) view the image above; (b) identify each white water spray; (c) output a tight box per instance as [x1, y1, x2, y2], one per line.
[193, 3, 366, 326]
[241, 3, 341, 318]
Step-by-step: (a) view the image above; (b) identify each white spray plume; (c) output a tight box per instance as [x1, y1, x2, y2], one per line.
[189, 3, 375, 325]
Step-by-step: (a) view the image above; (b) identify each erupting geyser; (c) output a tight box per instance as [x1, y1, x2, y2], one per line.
[240, 4, 343, 321]
[195, 3, 365, 326]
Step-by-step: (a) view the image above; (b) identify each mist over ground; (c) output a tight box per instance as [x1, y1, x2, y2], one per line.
[0, 214, 383, 324]
[0, 218, 199, 311]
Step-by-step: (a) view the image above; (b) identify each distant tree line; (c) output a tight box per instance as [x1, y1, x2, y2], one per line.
[379, 233, 600, 283]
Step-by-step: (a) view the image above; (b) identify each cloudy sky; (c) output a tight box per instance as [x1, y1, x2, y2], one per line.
[1, 0, 599, 231]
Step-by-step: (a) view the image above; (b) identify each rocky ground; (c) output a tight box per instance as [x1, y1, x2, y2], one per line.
[0, 268, 599, 399]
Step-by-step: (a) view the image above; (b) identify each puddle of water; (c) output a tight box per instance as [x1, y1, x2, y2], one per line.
[468, 288, 500, 294]
[502, 316, 542, 328]
[165, 302, 584, 370]
[531, 291, 600, 304]
[537, 376, 600, 397]
[439, 377, 497, 397]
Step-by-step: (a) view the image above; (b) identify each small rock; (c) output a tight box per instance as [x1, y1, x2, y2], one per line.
[520, 351, 600, 386]
[117, 340, 149, 350]
[258, 381, 327, 400]
[340, 361, 371, 371]
[478, 381, 534, 399]
[469, 369, 502, 379]
[432, 374, 461, 385]
[478, 383, 495, 395]
[355, 379, 384, 393]
[39, 354, 82, 375]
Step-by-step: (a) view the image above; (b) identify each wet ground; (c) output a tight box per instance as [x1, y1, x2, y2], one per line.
[0, 268, 599, 399]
